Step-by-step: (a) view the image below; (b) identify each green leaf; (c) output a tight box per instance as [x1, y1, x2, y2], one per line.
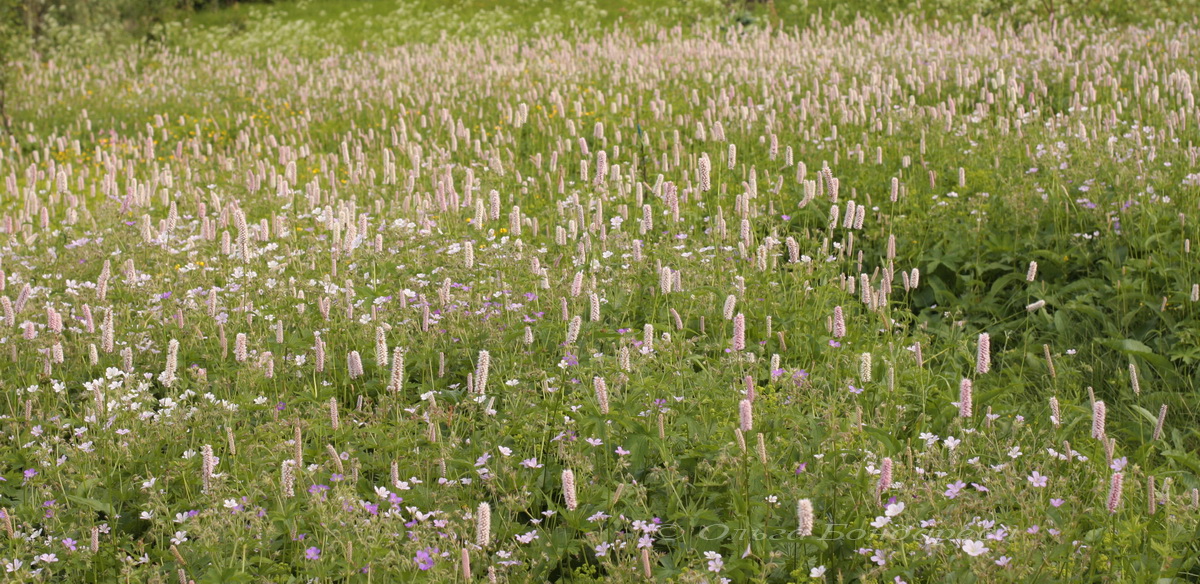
[1098, 338, 1172, 370]
[65, 494, 115, 516]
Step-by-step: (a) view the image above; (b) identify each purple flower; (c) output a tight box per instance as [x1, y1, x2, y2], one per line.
[305, 547, 321, 560]
[1027, 471, 1048, 488]
[1050, 498, 1065, 507]
[944, 480, 966, 499]
[415, 547, 439, 570]
[795, 463, 807, 474]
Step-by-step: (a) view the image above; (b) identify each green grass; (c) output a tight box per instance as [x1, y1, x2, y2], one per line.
[158, 0, 1200, 55]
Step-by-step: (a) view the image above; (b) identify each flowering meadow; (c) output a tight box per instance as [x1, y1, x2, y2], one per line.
[3, 7, 1200, 583]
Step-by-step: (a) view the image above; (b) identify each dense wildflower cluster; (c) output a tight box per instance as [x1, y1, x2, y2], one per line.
[0, 12, 1197, 582]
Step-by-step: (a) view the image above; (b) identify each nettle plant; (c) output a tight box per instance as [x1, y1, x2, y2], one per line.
[0, 9, 1198, 584]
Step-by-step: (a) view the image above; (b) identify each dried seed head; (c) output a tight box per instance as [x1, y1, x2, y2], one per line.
[1152, 404, 1167, 441]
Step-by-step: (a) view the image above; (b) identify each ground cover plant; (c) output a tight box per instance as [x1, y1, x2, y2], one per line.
[2, 3, 1200, 582]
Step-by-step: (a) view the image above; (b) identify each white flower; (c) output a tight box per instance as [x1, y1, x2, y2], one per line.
[870, 516, 891, 528]
[810, 566, 826, 578]
[139, 511, 153, 520]
[171, 531, 188, 545]
[704, 551, 724, 573]
[594, 542, 611, 557]
[961, 540, 990, 556]
[885, 502, 905, 517]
